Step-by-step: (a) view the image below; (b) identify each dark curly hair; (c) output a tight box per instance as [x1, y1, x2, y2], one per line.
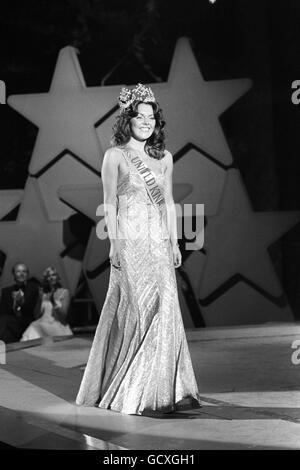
[111, 100, 166, 160]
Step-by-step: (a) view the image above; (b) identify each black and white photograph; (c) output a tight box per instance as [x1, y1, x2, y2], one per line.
[0, 0, 299, 455]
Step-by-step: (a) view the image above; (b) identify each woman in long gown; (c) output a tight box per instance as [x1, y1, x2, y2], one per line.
[76, 83, 201, 415]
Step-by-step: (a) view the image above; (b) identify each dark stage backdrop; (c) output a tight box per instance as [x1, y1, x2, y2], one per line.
[0, 0, 299, 326]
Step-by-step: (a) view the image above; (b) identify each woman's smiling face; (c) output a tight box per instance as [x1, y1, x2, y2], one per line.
[130, 103, 156, 142]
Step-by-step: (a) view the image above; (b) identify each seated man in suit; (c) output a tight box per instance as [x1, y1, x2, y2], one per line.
[0, 263, 40, 343]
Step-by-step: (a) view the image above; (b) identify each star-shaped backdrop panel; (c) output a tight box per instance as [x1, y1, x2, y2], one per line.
[57, 184, 109, 284]
[173, 148, 226, 215]
[0, 178, 81, 293]
[95, 109, 118, 157]
[150, 37, 252, 165]
[183, 249, 206, 294]
[201, 283, 294, 327]
[7, 46, 122, 175]
[95, 37, 252, 166]
[177, 250, 206, 327]
[181, 243, 295, 326]
[37, 153, 101, 221]
[58, 184, 110, 313]
[198, 169, 300, 299]
[0, 190, 23, 219]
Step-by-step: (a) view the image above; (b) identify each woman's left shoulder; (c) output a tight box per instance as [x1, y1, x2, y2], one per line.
[57, 287, 69, 296]
[162, 149, 173, 166]
[162, 149, 173, 159]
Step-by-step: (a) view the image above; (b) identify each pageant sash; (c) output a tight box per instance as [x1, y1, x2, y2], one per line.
[124, 149, 165, 210]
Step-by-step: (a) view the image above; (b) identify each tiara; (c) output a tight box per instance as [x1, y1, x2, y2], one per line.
[118, 83, 156, 110]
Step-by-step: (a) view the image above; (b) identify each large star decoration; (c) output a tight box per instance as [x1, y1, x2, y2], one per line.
[57, 184, 109, 288]
[173, 148, 226, 215]
[0, 178, 81, 293]
[150, 37, 252, 165]
[37, 153, 101, 221]
[198, 169, 300, 298]
[7, 46, 122, 175]
[58, 184, 111, 313]
[0, 190, 23, 219]
[201, 282, 294, 327]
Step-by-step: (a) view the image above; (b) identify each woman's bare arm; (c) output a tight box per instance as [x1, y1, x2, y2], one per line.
[163, 150, 179, 246]
[101, 148, 121, 243]
[52, 289, 70, 324]
[57, 289, 70, 316]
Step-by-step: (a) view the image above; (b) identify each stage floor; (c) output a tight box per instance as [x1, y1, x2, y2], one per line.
[0, 323, 300, 450]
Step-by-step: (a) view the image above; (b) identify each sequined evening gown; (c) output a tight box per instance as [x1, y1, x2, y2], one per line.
[76, 147, 201, 415]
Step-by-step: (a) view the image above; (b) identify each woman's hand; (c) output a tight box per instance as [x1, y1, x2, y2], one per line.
[172, 243, 182, 268]
[109, 239, 121, 269]
[53, 300, 62, 310]
[52, 300, 68, 324]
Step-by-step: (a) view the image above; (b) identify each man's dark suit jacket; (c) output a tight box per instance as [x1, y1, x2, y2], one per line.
[0, 280, 40, 343]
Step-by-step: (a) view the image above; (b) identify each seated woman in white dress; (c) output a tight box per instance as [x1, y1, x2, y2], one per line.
[21, 267, 73, 341]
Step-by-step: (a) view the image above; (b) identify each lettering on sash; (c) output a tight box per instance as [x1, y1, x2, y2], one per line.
[125, 150, 165, 209]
